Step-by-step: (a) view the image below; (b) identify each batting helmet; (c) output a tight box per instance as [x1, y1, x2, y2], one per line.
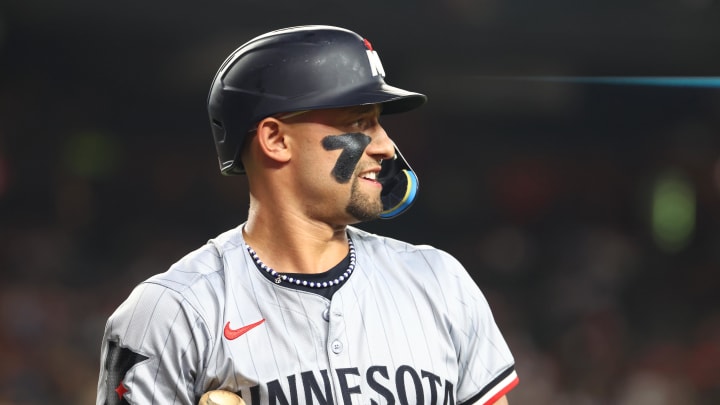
[207, 25, 426, 217]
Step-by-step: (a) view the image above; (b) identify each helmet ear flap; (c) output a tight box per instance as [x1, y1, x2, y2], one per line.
[208, 90, 257, 175]
[378, 145, 419, 219]
[209, 118, 235, 174]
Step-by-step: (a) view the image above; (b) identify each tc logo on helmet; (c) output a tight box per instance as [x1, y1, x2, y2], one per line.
[363, 38, 386, 77]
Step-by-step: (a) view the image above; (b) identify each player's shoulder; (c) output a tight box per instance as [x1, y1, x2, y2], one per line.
[107, 226, 247, 335]
[348, 226, 461, 267]
[143, 225, 245, 294]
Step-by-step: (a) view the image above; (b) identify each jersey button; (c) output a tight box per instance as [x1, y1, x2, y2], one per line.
[322, 308, 330, 322]
[331, 340, 343, 354]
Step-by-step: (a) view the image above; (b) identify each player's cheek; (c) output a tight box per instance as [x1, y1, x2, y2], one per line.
[321, 133, 372, 183]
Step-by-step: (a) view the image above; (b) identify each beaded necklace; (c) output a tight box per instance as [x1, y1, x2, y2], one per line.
[246, 239, 356, 288]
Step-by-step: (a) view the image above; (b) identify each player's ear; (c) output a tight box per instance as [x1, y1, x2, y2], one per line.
[255, 117, 291, 166]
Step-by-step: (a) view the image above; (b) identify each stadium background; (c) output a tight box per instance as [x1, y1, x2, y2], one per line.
[1, 1, 719, 403]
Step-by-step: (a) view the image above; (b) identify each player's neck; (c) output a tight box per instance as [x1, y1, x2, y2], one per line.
[243, 208, 349, 275]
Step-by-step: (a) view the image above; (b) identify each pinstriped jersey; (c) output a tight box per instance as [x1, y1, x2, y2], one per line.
[97, 225, 518, 405]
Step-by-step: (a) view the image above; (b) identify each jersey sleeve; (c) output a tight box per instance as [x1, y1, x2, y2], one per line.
[96, 281, 212, 405]
[437, 251, 519, 405]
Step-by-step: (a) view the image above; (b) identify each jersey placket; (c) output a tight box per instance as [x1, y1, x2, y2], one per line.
[325, 293, 361, 404]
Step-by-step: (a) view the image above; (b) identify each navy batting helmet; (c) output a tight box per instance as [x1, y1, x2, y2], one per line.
[207, 25, 426, 217]
[207, 25, 426, 175]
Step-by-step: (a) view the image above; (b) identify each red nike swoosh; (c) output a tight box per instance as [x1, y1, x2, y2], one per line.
[223, 319, 265, 340]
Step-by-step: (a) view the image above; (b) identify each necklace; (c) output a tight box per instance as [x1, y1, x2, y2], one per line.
[246, 239, 356, 288]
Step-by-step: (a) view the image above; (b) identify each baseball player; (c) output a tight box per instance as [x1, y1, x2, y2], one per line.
[97, 25, 518, 405]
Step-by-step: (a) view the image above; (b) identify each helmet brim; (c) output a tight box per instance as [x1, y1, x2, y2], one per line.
[279, 82, 426, 117]
[347, 83, 428, 115]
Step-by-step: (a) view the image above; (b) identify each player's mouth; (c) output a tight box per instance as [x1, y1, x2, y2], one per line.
[359, 169, 382, 186]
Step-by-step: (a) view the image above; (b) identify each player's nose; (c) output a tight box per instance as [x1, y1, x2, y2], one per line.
[366, 125, 395, 162]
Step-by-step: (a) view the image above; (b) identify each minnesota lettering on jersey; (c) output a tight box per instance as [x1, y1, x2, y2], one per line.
[236, 365, 454, 405]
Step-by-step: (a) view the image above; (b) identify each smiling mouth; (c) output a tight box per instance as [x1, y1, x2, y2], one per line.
[359, 171, 383, 189]
[360, 171, 378, 181]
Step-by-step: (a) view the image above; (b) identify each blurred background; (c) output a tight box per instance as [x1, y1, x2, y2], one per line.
[2, 1, 720, 404]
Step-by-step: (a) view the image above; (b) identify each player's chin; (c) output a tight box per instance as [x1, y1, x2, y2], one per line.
[345, 178, 384, 221]
[345, 195, 383, 222]
[347, 209, 381, 223]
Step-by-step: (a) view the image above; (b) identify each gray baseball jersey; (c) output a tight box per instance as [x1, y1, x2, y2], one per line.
[97, 225, 518, 405]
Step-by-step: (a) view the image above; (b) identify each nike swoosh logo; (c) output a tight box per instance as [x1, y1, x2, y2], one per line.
[223, 319, 265, 340]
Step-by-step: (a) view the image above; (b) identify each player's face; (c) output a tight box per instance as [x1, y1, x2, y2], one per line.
[282, 105, 395, 223]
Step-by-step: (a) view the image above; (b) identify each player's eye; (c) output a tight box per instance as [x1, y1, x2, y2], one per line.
[349, 117, 373, 131]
